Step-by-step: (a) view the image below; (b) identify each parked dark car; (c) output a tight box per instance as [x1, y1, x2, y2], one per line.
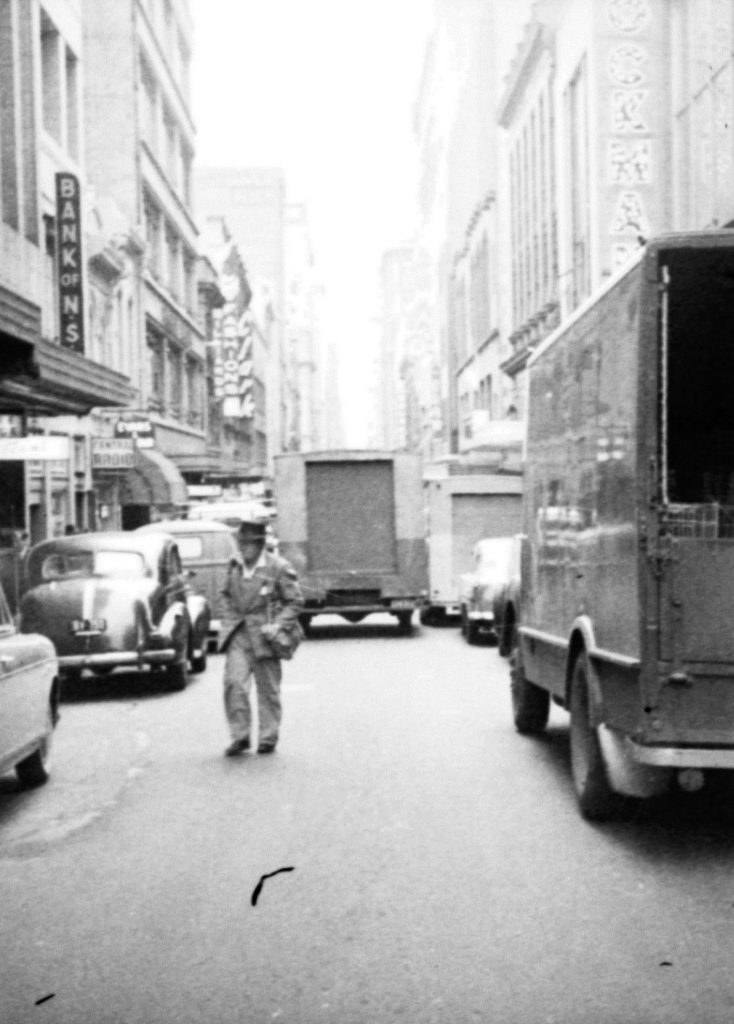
[135, 519, 237, 651]
[492, 535, 522, 657]
[19, 532, 210, 690]
[458, 536, 516, 645]
[0, 581, 59, 787]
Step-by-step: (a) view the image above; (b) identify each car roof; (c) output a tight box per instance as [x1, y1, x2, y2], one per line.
[28, 531, 173, 560]
[136, 520, 233, 535]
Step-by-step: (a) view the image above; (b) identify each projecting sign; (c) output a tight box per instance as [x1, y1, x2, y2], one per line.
[114, 415, 154, 449]
[91, 437, 135, 470]
[55, 172, 85, 352]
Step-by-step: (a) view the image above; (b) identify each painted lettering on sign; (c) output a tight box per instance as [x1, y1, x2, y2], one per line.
[55, 173, 85, 352]
[212, 258, 255, 420]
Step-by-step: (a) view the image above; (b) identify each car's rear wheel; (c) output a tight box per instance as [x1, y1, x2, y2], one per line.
[190, 651, 207, 674]
[396, 611, 413, 634]
[16, 706, 53, 788]
[510, 640, 550, 734]
[166, 658, 189, 691]
[498, 608, 515, 657]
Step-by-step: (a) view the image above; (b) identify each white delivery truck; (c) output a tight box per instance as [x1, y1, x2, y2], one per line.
[422, 458, 522, 625]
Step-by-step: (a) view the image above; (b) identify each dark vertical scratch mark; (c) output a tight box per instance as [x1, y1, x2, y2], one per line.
[251, 866, 295, 906]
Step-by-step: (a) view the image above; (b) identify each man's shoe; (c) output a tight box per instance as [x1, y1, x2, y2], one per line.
[225, 737, 250, 757]
[257, 743, 276, 754]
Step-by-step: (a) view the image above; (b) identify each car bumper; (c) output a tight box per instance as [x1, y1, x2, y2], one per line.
[58, 649, 178, 670]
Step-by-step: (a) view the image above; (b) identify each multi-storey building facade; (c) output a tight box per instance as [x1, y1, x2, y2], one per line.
[411, 0, 531, 460]
[0, 0, 135, 543]
[375, 243, 438, 455]
[82, 0, 205, 526]
[197, 214, 269, 490]
[195, 167, 287, 472]
[284, 202, 333, 453]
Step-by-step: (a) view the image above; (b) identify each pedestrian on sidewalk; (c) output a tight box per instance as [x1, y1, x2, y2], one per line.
[219, 517, 304, 757]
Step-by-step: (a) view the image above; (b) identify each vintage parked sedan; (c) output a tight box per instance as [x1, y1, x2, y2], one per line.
[135, 519, 237, 653]
[19, 532, 210, 690]
[0, 581, 59, 787]
[458, 536, 516, 645]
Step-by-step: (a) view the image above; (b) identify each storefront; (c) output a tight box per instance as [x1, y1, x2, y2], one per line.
[119, 447, 189, 529]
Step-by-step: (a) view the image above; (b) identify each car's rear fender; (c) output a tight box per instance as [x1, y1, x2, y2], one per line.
[158, 601, 189, 652]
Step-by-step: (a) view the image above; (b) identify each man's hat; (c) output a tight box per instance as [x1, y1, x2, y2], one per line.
[237, 518, 267, 540]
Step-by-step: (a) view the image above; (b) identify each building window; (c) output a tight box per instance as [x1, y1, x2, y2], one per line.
[672, 0, 734, 228]
[65, 47, 79, 159]
[139, 56, 158, 155]
[40, 11, 61, 143]
[147, 328, 165, 410]
[167, 345, 182, 419]
[144, 196, 162, 279]
[564, 56, 591, 311]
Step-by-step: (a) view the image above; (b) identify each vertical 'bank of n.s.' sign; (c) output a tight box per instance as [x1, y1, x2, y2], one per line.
[55, 172, 84, 352]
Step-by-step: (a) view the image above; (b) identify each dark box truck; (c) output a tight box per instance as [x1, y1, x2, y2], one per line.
[274, 450, 427, 634]
[511, 231, 734, 819]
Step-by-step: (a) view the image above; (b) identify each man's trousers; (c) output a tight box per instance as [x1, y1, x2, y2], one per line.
[223, 626, 283, 747]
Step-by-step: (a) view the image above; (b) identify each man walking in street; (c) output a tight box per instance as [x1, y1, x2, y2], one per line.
[219, 517, 304, 756]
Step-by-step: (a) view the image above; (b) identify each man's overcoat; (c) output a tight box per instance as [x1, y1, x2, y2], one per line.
[218, 551, 303, 660]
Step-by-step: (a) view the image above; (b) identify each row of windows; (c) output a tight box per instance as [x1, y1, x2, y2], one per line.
[40, 9, 79, 160]
[148, 326, 205, 428]
[1, 1, 38, 241]
[139, 0, 191, 103]
[509, 84, 559, 330]
[672, 0, 734, 229]
[140, 53, 193, 207]
[144, 191, 196, 313]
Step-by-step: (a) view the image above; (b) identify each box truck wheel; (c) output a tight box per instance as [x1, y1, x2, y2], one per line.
[510, 641, 549, 734]
[397, 611, 413, 634]
[569, 652, 626, 821]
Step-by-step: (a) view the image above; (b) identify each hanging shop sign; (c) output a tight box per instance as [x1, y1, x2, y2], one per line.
[0, 435, 70, 460]
[92, 437, 135, 470]
[113, 415, 154, 449]
[55, 172, 85, 353]
[212, 246, 255, 420]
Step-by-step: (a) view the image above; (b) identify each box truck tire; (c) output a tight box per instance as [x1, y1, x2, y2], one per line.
[569, 652, 629, 821]
[510, 643, 550, 735]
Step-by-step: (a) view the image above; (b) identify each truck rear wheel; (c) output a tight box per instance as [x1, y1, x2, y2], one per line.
[397, 611, 413, 634]
[510, 641, 549, 734]
[569, 652, 625, 821]
[498, 608, 515, 657]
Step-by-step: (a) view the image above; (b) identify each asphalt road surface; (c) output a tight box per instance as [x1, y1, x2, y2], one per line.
[2, 614, 734, 1024]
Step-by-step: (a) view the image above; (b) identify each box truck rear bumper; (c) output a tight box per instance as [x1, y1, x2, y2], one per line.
[625, 738, 734, 769]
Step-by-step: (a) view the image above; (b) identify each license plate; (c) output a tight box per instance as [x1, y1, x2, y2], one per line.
[391, 600, 414, 610]
[70, 618, 106, 633]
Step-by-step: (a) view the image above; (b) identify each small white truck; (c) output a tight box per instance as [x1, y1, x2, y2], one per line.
[422, 458, 522, 625]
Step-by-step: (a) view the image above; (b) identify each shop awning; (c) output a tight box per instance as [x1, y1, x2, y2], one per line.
[120, 448, 188, 507]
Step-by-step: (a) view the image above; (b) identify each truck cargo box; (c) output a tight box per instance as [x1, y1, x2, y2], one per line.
[511, 231, 734, 819]
[422, 460, 522, 623]
[274, 450, 427, 633]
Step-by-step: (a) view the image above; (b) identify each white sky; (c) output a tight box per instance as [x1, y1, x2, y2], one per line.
[190, 0, 435, 444]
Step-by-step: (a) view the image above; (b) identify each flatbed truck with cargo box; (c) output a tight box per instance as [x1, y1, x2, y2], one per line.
[274, 450, 428, 634]
[511, 231, 734, 819]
